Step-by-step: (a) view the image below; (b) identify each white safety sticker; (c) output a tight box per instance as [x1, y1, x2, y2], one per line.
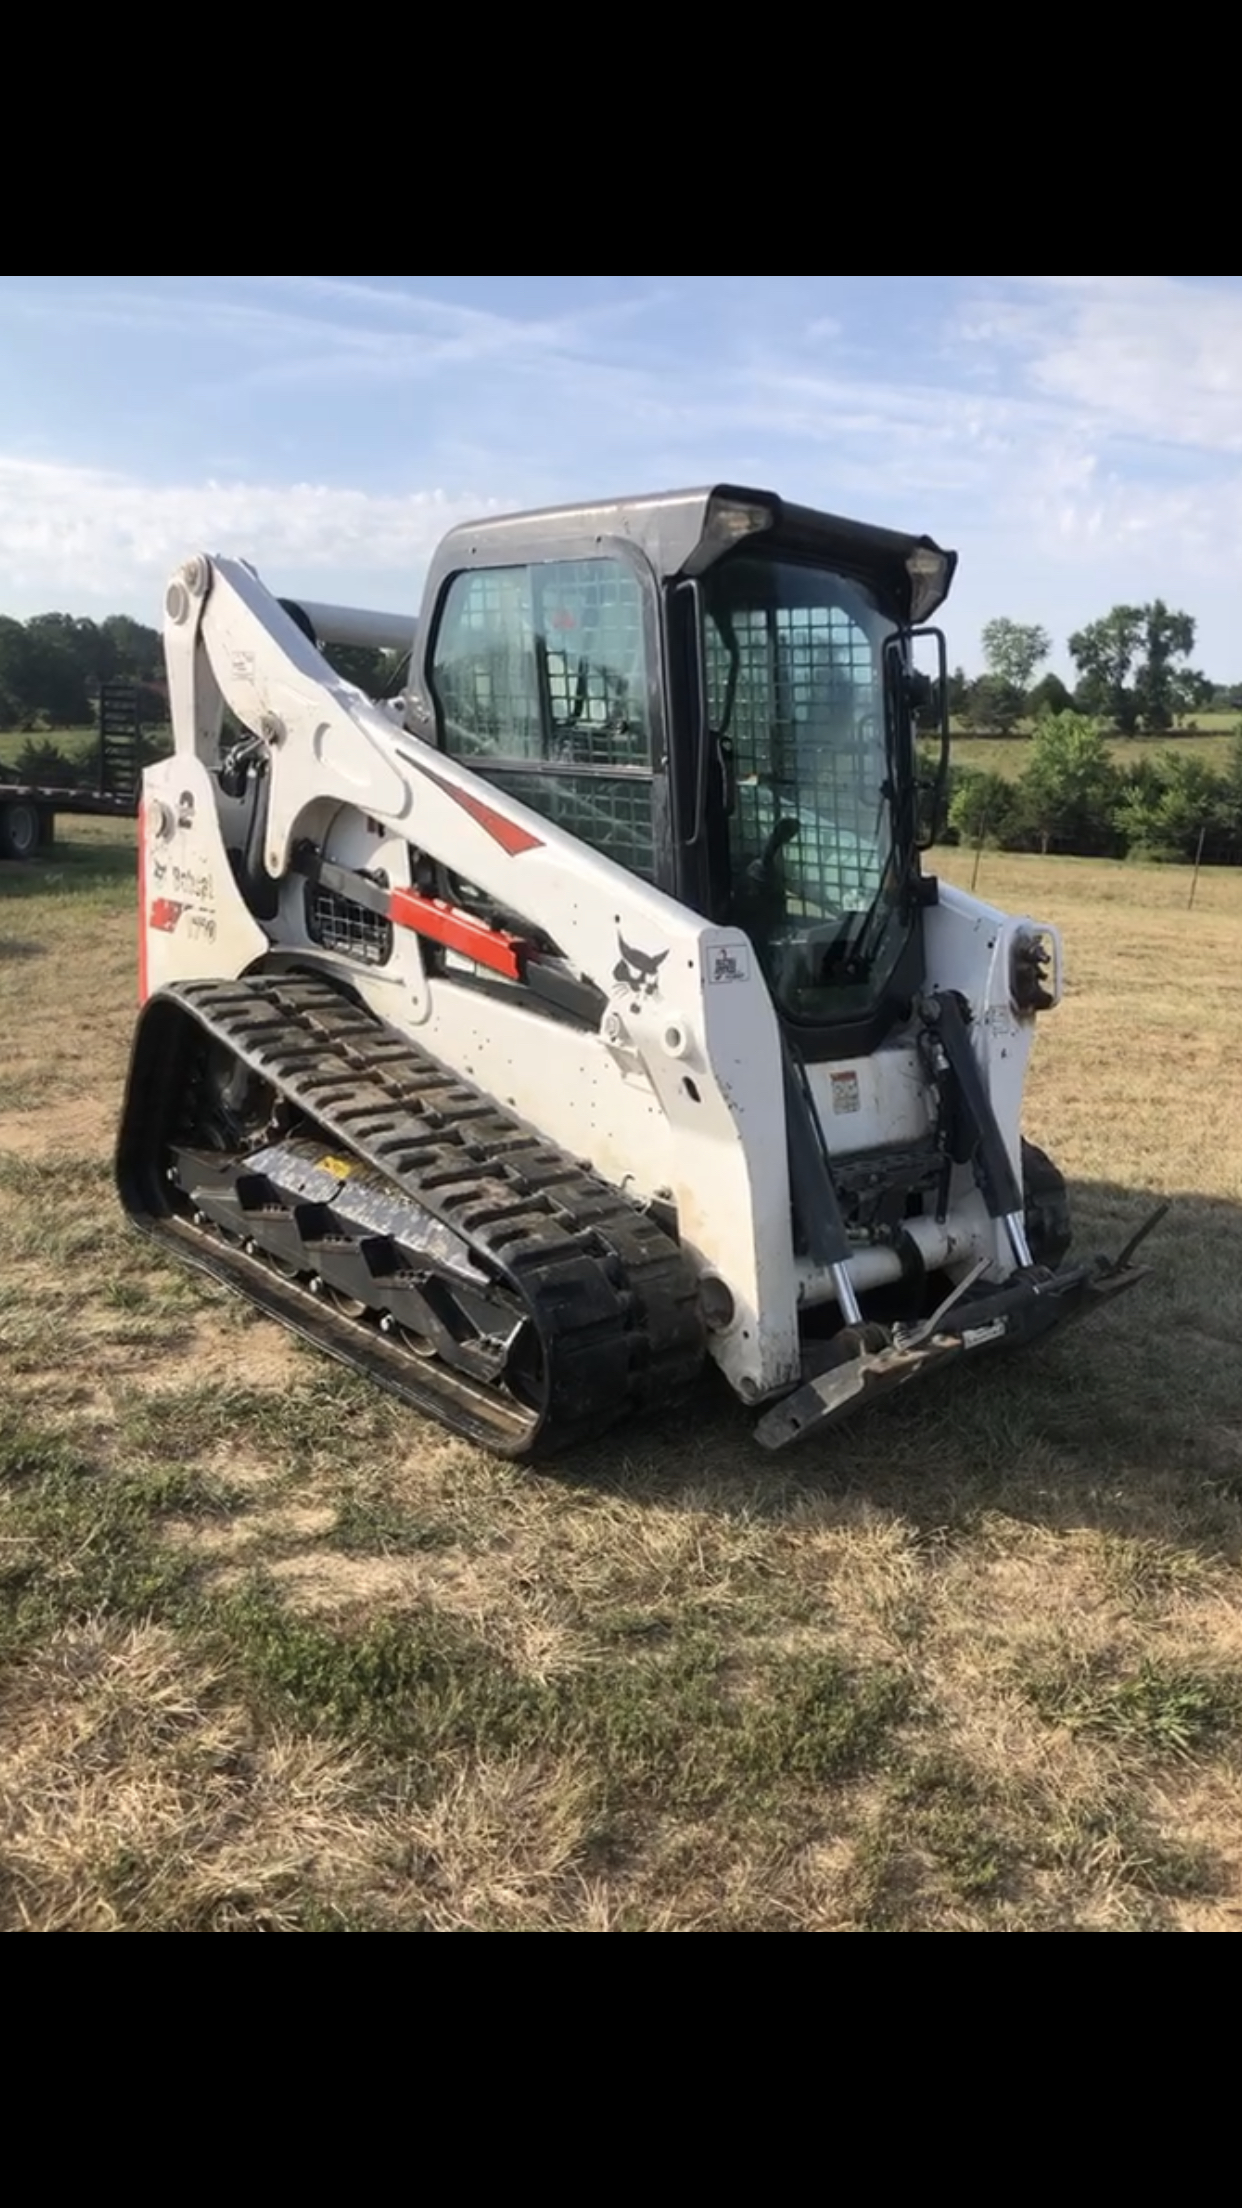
[707, 943, 750, 985]
[830, 1071, 861, 1114]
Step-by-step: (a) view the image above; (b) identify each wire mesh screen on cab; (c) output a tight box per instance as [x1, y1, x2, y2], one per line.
[704, 582, 889, 923]
[432, 558, 656, 879]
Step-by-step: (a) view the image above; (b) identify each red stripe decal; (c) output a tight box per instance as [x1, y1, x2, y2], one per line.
[138, 799, 149, 1003]
[390, 887, 530, 981]
[413, 759, 544, 856]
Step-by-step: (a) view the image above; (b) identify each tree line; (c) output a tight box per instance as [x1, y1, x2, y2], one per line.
[0, 612, 167, 730]
[949, 604, 1238, 737]
[6, 597, 1241, 866]
[2, 593, 1236, 739]
[0, 605, 397, 791]
[931, 713, 1242, 867]
[0, 606, 396, 733]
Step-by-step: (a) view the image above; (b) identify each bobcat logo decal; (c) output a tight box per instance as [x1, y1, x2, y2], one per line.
[613, 932, 668, 999]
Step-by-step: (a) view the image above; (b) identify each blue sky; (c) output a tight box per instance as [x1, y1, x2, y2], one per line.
[2, 273, 1242, 676]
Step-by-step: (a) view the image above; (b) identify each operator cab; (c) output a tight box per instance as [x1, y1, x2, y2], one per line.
[410, 485, 956, 1059]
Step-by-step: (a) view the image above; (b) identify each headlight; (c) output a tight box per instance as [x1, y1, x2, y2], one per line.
[905, 543, 954, 624]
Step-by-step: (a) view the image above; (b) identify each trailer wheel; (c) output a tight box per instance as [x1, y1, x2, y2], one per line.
[0, 799, 41, 862]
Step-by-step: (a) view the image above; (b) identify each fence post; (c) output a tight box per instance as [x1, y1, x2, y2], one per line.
[970, 806, 988, 895]
[1187, 822, 1207, 910]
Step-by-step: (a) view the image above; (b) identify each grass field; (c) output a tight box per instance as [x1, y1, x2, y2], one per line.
[948, 726, 1240, 783]
[0, 727, 99, 775]
[3, 821, 1242, 1932]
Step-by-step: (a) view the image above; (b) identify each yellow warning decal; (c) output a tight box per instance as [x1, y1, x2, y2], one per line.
[317, 1155, 355, 1180]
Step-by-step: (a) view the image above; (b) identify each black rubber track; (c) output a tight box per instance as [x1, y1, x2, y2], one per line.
[115, 973, 706, 1458]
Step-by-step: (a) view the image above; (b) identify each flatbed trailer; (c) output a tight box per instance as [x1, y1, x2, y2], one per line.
[0, 683, 144, 861]
[0, 783, 136, 860]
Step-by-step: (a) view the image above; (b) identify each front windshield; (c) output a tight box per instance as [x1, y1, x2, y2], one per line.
[702, 553, 911, 1025]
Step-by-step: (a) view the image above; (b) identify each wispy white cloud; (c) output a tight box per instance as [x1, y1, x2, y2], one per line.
[6, 277, 1242, 669]
[226, 288, 670, 396]
[0, 454, 499, 612]
[0, 278, 669, 397]
[2, 283, 340, 350]
[268, 274, 670, 341]
[954, 274, 1242, 455]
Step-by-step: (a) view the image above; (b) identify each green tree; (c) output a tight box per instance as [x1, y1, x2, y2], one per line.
[980, 617, 1051, 698]
[0, 614, 33, 729]
[962, 673, 1024, 735]
[949, 768, 1032, 849]
[1133, 600, 1196, 732]
[1027, 671, 1073, 719]
[12, 736, 84, 789]
[24, 614, 105, 705]
[0, 608, 166, 728]
[1068, 606, 1145, 733]
[1115, 750, 1230, 859]
[918, 750, 986, 841]
[1021, 711, 1122, 853]
[1222, 726, 1242, 851]
[1069, 600, 1204, 734]
[16, 615, 93, 724]
[1169, 666, 1215, 724]
[967, 617, 1052, 734]
[101, 613, 163, 683]
[1226, 724, 1242, 802]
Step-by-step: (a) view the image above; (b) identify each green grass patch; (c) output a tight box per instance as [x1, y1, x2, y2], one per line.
[216, 1580, 908, 1816]
[329, 1493, 459, 1557]
[116, 1370, 401, 1472]
[1023, 1653, 1240, 1756]
[0, 1422, 233, 1669]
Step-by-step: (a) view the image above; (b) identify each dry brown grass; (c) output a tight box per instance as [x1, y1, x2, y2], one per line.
[948, 726, 1241, 783]
[3, 823, 1242, 1931]
[0, 1617, 381, 1931]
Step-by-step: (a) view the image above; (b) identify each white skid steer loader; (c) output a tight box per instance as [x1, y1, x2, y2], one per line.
[115, 485, 1161, 1457]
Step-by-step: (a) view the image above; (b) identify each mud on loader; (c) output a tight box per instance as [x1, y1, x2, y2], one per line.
[114, 486, 1160, 1458]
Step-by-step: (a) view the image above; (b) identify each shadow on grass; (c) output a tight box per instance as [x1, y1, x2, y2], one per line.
[84, 1168, 1237, 1558]
[0, 834, 136, 900]
[0, 940, 46, 961]
[548, 1176, 1242, 1553]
